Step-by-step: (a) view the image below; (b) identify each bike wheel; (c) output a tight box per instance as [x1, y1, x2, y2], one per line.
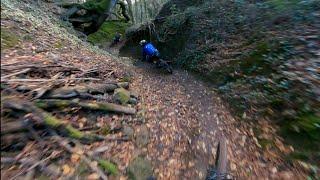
[159, 59, 173, 74]
[215, 136, 227, 180]
[165, 65, 173, 74]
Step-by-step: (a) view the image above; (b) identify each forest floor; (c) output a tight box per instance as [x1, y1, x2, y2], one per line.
[1, 1, 312, 179]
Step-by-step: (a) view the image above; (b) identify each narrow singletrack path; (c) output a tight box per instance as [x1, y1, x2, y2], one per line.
[114, 56, 305, 179]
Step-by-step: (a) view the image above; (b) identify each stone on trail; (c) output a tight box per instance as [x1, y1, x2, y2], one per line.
[113, 87, 130, 105]
[123, 125, 134, 139]
[134, 125, 149, 148]
[128, 97, 138, 105]
[127, 156, 153, 180]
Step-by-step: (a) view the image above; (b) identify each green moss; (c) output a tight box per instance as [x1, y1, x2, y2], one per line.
[82, 0, 111, 14]
[281, 113, 320, 164]
[23, 34, 33, 41]
[114, 88, 130, 105]
[289, 114, 320, 140]
[65, 124, 84, 139]
[1, 28, 20, 50]
[35, 100, 69, 109]
[119, 75, 132, 83]
[42, 112, 84, 139]
[88, 20, 130, 45]
[54, 41, 63, 49]
[43, 112, 63, 127]
[98, 159, 118, 175]
[99, 125, 110, 135]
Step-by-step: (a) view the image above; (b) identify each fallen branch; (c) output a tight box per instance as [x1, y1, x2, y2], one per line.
[2, 98, 104, 142]
[9, 151, 59, 180]
[1, 68, 31, 79]
[1, 77, 101, 83]
[52, 134, 108, 180]
[1, 64, 80, 71]
[1, 157, 60, 177]
[35, 99, 136, 115]
[1, 121, 29, 135]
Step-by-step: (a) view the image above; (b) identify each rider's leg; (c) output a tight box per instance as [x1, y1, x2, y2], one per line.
[153, 52, 162, 68]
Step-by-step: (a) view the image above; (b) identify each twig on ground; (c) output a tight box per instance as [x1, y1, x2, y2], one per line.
[1, 77, 101, 83]
[51, 134, 108, 180]
[1, 156, 61, 177]
[1, 68, 31, 79]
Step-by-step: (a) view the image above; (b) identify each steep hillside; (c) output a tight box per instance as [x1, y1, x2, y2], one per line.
[121, 0, 320, 166]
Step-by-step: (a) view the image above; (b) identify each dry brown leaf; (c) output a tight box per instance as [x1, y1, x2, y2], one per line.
[62, 164, 74, 175]
[87, 173, 100, 180]
[71, 153, 80, 163]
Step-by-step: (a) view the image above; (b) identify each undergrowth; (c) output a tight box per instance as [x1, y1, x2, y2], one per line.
[88, 20, 130, 45]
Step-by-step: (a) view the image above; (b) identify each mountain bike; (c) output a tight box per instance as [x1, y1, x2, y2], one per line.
[142, 55, 173, 74]
[155, 58, 173, 74]
[206, 136, 232, 180]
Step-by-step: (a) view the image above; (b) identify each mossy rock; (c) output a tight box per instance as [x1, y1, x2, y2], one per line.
[1, 28, 20, 50]
[127, 157, 153, 180]
[113, 88, 130, 105]
[88, 20, 130, 45]
[82, 0, 111, 14]
[123, 125, 134, 139]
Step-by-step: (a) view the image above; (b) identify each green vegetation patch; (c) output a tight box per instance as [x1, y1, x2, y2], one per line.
[98, 159, 118, 175]
[82, 0, 111, 14]
[1, 27, 20, 50]
[88, 20, 130, 45]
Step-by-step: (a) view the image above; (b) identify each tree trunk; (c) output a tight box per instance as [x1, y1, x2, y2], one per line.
[139, 0, 143, 23]
[117, 1, 131, 22]
[143, 0, 148, 20]
[125, 0, 135, 23]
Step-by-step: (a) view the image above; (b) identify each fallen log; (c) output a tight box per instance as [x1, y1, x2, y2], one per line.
[35, 99, 136, 115]
[1, 132, 28, 151]
[0, 120, 44, 135]
[2, 98, 105, 142]
[87, 82, 129, 94]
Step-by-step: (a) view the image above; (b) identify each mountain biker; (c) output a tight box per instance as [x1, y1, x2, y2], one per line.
[139, 40, 160, 64]
[111, 32, 121, 46]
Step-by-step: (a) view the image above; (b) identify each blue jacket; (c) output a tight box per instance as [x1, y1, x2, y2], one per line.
[143, 43, 159, 57]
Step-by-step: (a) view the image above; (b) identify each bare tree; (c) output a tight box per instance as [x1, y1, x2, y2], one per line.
[143, 0, 148, 20]
[125, 0, 135, 23]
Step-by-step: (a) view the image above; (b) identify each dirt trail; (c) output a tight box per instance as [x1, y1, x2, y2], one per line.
[130, 61, 222, 179]
[116, 57, 304, 179]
